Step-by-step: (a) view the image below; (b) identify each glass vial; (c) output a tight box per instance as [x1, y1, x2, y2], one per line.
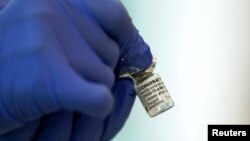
[120, 58, 174, 117]
[133, 72, 174, 117]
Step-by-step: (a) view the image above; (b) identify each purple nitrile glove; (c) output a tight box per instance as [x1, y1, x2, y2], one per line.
[0, 0, 118, 140]
[0, 0, 153, 141]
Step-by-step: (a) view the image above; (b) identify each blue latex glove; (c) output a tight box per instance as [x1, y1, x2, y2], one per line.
[68, 1, 153, 141]
[0, 0, 119, 139]
[0, 1, 9, 11]
[0, 0, 153, 140]
[33, 1, 152, 141]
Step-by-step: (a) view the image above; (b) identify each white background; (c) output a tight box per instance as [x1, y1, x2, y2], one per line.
[114, 0, 250, 141]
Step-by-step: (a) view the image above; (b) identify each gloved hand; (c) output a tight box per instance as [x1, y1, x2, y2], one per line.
[67, 1, 153, 140]
[0, 0, 153, 140]
[0, 0, 119, 139]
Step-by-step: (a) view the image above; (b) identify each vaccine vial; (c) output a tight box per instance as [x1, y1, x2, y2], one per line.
[120, 58, 174, 117]
[134, 72, 174, 117]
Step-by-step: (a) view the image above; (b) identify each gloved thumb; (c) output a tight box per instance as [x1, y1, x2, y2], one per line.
[81, 0, 153, 72]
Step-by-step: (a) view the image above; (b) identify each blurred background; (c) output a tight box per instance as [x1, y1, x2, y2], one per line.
[113, 0, 250, 141]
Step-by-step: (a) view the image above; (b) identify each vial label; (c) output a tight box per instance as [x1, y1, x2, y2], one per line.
[135, 74, 174, 117]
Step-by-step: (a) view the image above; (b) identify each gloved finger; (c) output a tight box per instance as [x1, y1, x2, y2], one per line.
[33, 111, 73, 141]
[70, 114, 104, 141]
[82, 0, 153, 72]
[0, 120, 40, 141]
[0, 54, 113, 134]
[0, 0, 116, 89]
[58, 0, 119, 69]
[42, 56, 115, 119]
[70, 79, 135, 141]
[101, 79, 136, 141]
[50, 13, 115, 89]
